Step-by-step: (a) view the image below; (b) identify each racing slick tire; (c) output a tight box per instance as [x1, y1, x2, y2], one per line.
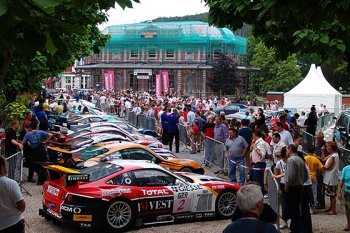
[103, 198, 135, 232]
[215, 190, 237, 218]
[180, 167, 194, 173]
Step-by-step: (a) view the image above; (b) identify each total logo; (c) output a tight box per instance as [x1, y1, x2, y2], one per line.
[61, 205, 82, 214]
[141, 189, 169, 196]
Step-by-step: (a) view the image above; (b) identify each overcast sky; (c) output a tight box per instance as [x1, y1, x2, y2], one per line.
[98, 0, 209, 30]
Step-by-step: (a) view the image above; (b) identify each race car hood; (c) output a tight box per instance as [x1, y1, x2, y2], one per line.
[177, 172, 225, 184]
[165, 158, 202, 169]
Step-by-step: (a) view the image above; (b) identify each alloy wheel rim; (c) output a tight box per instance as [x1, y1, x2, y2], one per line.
[107, 201, 132, 228]
[218, 192, 236, 216]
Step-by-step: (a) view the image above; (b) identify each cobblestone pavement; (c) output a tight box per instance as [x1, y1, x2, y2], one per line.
[22, 133, 346, 233]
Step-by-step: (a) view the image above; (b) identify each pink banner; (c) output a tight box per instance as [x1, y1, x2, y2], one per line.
[161, 70, 169, 96]
[104, 70, 115, 91]
[156, 74, 161, 97]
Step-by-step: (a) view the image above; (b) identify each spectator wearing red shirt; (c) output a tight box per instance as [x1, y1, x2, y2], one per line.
[279, 114, 289, 131]
[202, 116, 216, 165]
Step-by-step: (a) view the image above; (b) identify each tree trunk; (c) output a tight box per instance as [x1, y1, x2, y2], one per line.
[0, 52, 12, 86]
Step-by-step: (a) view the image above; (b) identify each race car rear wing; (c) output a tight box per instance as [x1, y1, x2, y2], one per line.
[43, 164, 89, 186]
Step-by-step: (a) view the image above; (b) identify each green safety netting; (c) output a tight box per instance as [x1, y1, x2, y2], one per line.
[102, 21, 246, 55]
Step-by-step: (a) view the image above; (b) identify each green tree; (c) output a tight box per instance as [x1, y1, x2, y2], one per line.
[0, 0, 138, 100]
[207, 53, 241, 97]
[248, 37, 301, 93]
[204, 0, 350, 73]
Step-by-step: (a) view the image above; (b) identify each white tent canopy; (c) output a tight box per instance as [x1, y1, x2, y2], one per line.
[283, 64, 342, 115]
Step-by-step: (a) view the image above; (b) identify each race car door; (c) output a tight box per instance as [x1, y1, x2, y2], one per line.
[169, 181, 215, 215]
[131, 168, 175, 222]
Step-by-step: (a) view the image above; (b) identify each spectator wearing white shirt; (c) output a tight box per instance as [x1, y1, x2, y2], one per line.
[270, 132, 286, 164]
[187, 108, 195, 125]
[250, 129, 269, 194]
[274, 122, 293, 146]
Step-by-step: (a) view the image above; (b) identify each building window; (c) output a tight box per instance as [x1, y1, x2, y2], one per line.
[130, 50, 139, 59]
[185, 51, 194, 60]
[148, 50, 157, 59]
[112, 50, 121, 60]
[166, 50, 175, 59]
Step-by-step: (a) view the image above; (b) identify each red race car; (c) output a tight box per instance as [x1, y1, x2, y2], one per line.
[39, 161, 240, 232]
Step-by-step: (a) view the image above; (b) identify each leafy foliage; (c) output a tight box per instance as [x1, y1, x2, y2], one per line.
[0, 0, 137, 100]
[4, 102, 29, 121]
[248, 37, 302, 93]
[207, 53, 241, 96]
[205, 0, 350, 72]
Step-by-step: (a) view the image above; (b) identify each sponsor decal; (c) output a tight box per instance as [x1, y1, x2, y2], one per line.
[79, 223, 92, 228]
[61, 205, 82, 214]
[102, 188, 131, 196]
[195, 213, 203, 219]
[138, 199, 173, 212]
[141, 189, 169, 196]
[66, 174, 89, 181]
[171, 185, 202, 192]
[73, 214, 93, 222]
[212, 185, 225, 189]
[175, 213, 195, 220]
[177, 192, 188, 199]
[47, 208, 62, 219]
[47, 185, 59, 197]
[204, 212, 215, 218]
[48, 202, 56, 209]
[156, 215, 175, 222]
[124, 178, 132, 185]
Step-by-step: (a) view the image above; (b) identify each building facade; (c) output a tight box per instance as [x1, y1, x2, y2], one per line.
[75, 21, 248, 96]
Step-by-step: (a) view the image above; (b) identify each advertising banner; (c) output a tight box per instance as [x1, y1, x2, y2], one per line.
[156, 74, 161, 97]
[104, 70, 115, 91]
[161, 70, 169, 96]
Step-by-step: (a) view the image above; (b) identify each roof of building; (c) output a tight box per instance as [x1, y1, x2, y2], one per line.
[101, 21, 246, 55]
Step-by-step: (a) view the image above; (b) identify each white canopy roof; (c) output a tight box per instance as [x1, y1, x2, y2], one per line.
[284, 64, 342, 115]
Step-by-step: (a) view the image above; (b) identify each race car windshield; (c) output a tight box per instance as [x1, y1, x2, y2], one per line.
[68, 129, 90, 138]
[78, 146, 109, 161]
[81, 163, 122, 181]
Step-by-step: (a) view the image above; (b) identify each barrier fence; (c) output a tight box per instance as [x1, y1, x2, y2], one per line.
[301, 130, 315, 153]
[267, 169, 280, 231]
[204, 136, 226, 175]
[316, 113, 335, 132]
[126, 111, 156, 130]
[5, 151, 31, 196]
[0, 138, 5, 157]
[178, 124, 191, 151]
[339, 147, 350, 169]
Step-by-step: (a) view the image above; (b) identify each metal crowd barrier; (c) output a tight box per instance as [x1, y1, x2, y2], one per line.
[0, 138, 5, 157]
[204, 136, 226, 176]
[302, 130, 315, 153]
[178, 124, 191, 152]
[126, 111, 137, 127]
[339, 147, 350, 169]
[267, 169, 280, 231]
[5, 151, 31, 196]
[316, 113, 335, 132]
[137, 114, 156, 131]
[126, 111, 156, 130]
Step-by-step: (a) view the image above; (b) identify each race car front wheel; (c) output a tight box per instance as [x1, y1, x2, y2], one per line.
[104, 199, 135, 232]
[216, 190, 237, 218]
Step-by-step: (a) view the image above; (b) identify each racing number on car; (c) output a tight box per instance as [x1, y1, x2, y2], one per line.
[177, 199, 185, 211]
[173, 194, 191, 213]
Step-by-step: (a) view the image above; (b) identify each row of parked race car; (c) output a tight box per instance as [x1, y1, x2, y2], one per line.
[40, 108, 240, 232]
